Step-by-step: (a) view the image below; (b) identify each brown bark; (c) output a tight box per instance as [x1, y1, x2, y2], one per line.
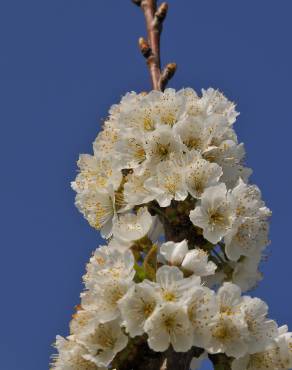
[162, 347, 205, 370]
[209, 353, 233, 370]
[133, 0, 176, 90]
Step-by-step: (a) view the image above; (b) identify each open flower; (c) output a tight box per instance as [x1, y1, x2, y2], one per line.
[185, 151, 222, 199]
[240, 296, 278, 353]
[118, 282, 159, 337]
[75, 186, 117, 239]
[153, 265, 201, 304]
[76, 320, 128, 367]
[207, 283, 249, 358]
[144, 302, 192, 352]
[51, 336, 103, 370]
[190, 183, 235, 244]
[144, 156, 188, 207]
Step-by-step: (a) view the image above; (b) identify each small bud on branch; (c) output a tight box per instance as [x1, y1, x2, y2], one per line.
[154, 2, 168, 24]
[132, 0, 176, 91]
[160, 62, 177, 90]
[139, 37, 152, 58]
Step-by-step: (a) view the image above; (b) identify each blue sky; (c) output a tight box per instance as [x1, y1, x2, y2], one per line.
[0, 1, 292, 369]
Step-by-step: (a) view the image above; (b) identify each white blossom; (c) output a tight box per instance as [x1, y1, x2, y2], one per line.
[190, 183, 235, 244]
[231, 253, 263, 292]
[185, 151, 223, 199]
[112, 207, 155, 244]
[240, 296, 278, 353]
[159, 240, 189, 266]
[153, 265, 201, 303]
[160, 239, 216, 277]
[75, 186, 117, 238]
[54, 87, 289, 369]
[81, 277, 133, 323]
[232, 329, 292, 370]
[144, 156, 188, 207]
[71, 154, 121, 194]
[182, 248, 217, 276]
[51, 336, 103, 370]
[123, 170, 155, 206]
[84, 246, 135, 287]
[118, 282, 159, 337]
[144, 302, 193, 352]
[207, 283, 249, 358]
[76, 320, 128, 367]
[143, 125, 185, 170]
[187, 286, 218, 348]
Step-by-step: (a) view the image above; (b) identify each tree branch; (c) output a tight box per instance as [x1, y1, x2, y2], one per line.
[133, 0, 176, 90]
[209, 353, 233, 370]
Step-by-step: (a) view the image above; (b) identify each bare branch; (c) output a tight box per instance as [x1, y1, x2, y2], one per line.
[132, 0, 176, 91]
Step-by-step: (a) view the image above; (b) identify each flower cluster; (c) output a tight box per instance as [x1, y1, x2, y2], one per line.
[52, 89, 291, 370]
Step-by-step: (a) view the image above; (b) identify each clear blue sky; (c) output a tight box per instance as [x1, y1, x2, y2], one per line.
[0, 1, 292, 369]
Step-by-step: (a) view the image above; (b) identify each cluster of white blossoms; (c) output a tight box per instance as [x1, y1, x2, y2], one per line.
[52, 88, 291, 370]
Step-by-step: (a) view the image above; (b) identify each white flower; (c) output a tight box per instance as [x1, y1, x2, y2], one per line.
[160, 240, 189, 266]
[185, 151, 222, 199]
[51, 336, 102, 370]
[71, 154, 122, 194]
[153, 265, 201, 303]
[174, 115, 212, 152]
[124, 170, 155, 206]
[231, 253, 262, 292]
[75, 186, 117, 238]
[113, 128, 147, 173]
[200, 88, 239, 125]
[118, 282, 159, 337]
[240, 296, 278, 353]
[70, 309, 99, 336]
[76, 320, 128, 367]
[207, 283, 249, 358]
[232, 330, 292, 370]
[81, 277, 133, 323]
[203, 140, 251, 188]
[190, 183, 235, 244]
[152, 88, 187, 127]
[208, 312, 248, 358]
[93, 120, 119, 159]
[112, 207, 155, 244]
[144, 302, 192, 352]
[182, 248, 217, 276]
[224, 180, 271, 261]
[115, 91, 157, 132]
[187, 286, 218, 348]
[84, 246, 135, 288]
[231, 179, 267, 218]
[144, 156, 188, 207]
[54, 87, 288, 369]
[224, 216, 270, 261]
[160, 239, 216, 277]
[216, 282, 242, 312]
[144, 125, 185, 170]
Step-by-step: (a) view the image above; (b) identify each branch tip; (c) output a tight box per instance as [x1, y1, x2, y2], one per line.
[155, 2, 168, 23]
[160, 62, 177, 90]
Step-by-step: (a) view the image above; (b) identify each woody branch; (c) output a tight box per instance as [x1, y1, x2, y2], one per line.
[133, 0, 176, 91]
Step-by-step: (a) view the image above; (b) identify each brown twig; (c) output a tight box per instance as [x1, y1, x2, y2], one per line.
[133, 0, 176, 90]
